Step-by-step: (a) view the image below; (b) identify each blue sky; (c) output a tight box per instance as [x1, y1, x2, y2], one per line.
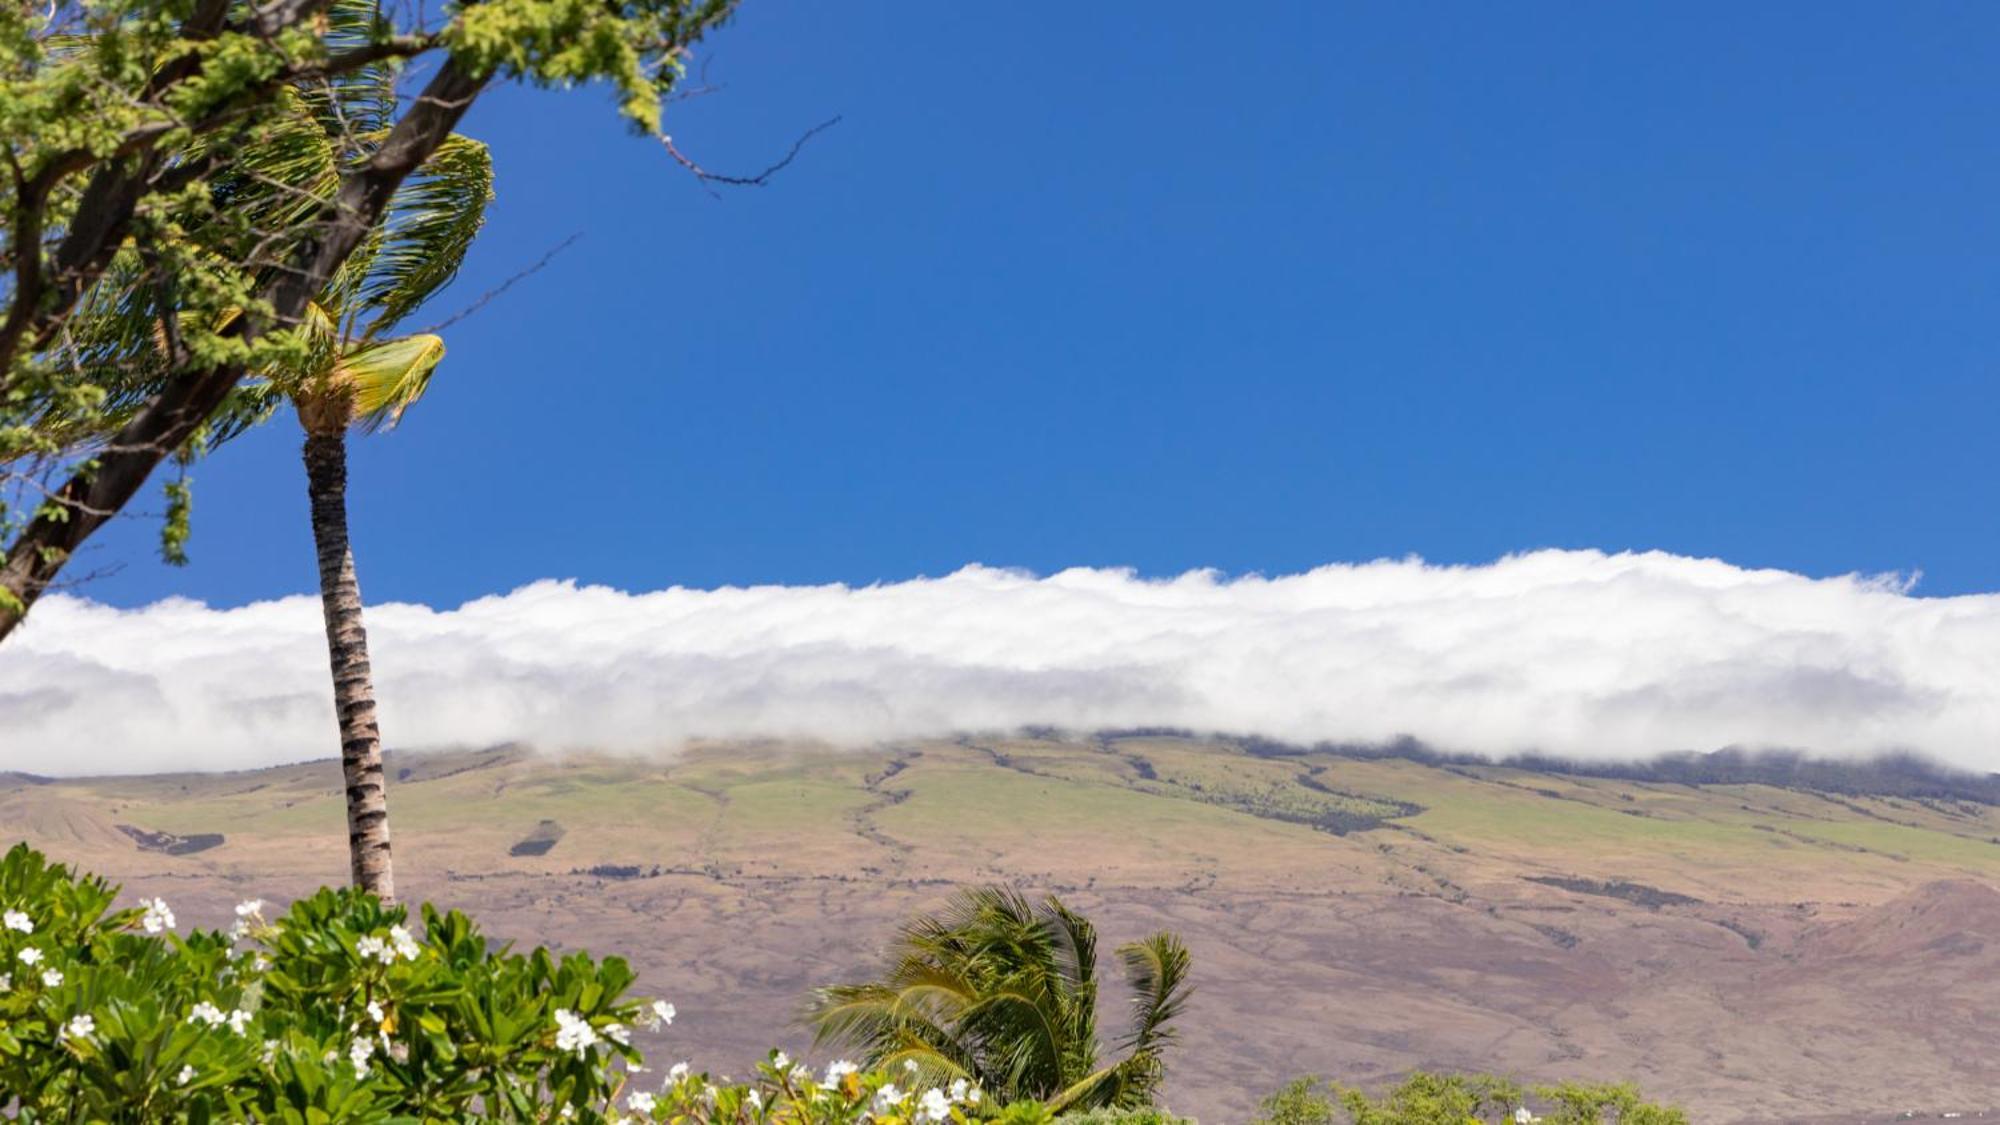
[80, 3, 2000, 606]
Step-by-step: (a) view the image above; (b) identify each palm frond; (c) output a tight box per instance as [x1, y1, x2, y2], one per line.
[296, 0, 400, 139]
[1044, 896, 1098, 993]
[199, 88, 344, 259]
[352, 134, 493, 339]
[803, 984, 904, 1048]
[201, 382, 287, 447]
[1115, 932, 1192, 1059]
[1046, 1061, 1129, 1115]
[340, 333, 444, 431]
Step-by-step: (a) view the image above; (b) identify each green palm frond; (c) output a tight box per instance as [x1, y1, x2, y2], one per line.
[201, 88, 344, 255]
[201, 381, 288, 447]
[351, 134, 493, 340]
[341, 333, 445, 431]
[297, 0, 400, 139]
[1047, 1062, 1127, 1114]
[1045, 896, 1098, 992]
[804, 984, 902, 1046]
[1115, 932, 1191, 1058]
[876, 1038, 975, 1087]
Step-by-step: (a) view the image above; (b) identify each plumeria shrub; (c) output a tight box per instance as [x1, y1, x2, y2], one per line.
[0, 843, 659, 1118]
[0, 845, 1063, 1122]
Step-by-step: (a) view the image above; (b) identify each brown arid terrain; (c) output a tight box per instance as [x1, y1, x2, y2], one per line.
[5, 734, 2000, 1123]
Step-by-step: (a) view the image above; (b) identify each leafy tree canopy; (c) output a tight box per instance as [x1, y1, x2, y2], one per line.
[0, 0, 736, 636]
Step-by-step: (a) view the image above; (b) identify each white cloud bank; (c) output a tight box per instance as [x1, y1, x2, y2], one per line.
[3, 549, 1998, 776]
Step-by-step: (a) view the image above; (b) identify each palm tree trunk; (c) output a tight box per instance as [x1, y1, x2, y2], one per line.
[303, 427, 395, 901]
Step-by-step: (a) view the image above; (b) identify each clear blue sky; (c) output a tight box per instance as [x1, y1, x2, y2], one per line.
[79, 3, 2000, 606]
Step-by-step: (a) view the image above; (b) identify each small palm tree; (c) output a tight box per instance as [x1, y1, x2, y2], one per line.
[806, 887, 1193, 1113]
[275, 136, 490, 902]
[280, 130, 490, 902]
[63, 32, 491, 900]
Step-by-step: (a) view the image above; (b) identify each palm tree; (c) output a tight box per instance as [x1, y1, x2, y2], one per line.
[59, 31, 491, 900]
[275, 125, 491, 904]
[806, 886, 1193, 1113]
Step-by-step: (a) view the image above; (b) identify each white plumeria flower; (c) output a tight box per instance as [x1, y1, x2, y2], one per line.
[60, 1013, 94, 1042]
[366, 1000, 385, 1024]
[552, 1008, 600, 1056]
[788, 1063, 810, 1085]
[3, 909, 31, 933]
[558, 1107, 575, 1120]
[176, 1064, 196, 1086]
[604, 1021, 631, 1046]
[627, 1091, 656, 1113]
[235, 899, 264, 919]
[745, 1089, 763, 1110]
[823, 1059, 858, 1086]
[351, 926, 421, 964]
[948, 1078, 971, 1102]
[138, 897, 176, 933]
[17, 946, 42, 965]
[189, 1001, 227, 1026]
[872, 1083, 904, 1114]
[639, 999, 675, 1029]
[772, 1050, 790, 1069]
[667, 1061, 692, 1083]
[917, 1088, 951, 1123]
[40, 969, 62, 988]
[347, 1035, 375, 1077]
[227, 1008, 253, 1035]
[387, 1039, 410, 1064]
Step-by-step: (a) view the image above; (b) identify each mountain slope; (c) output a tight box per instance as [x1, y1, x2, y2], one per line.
[6, 735, 1998, 1123]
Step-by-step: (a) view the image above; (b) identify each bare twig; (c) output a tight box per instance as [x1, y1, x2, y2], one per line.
[422, 232, 582, 334]
[668, 55, 724, 103]
[662, 115, 840, 198]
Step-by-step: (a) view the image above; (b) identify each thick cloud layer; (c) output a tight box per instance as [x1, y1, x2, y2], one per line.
[3, 549, 1997, 776]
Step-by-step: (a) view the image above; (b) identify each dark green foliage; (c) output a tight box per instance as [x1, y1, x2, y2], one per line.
[1252, 1073, 1688, 1125]
[1251, 1076, 1339, 1125]
[1532, 1081, 1689, 1125]
[1338, 1072, 1524, 1125]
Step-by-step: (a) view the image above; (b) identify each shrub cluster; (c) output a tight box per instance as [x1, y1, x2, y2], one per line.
[1251, 1073, 1687, 1125]
[0, 844, 1029, 1122]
